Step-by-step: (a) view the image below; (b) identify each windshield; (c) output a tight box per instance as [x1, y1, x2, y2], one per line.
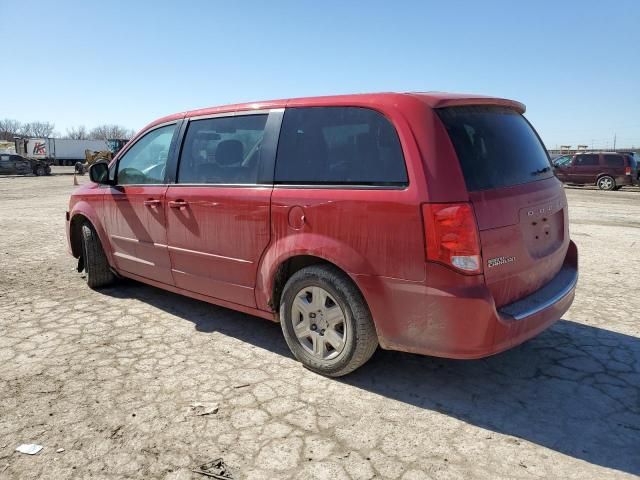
[437, 106, 553, 191]
[554, 155, 573, 166]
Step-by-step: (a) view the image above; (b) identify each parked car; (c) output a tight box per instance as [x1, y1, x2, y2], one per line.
[67, 92, 578, 377]
[0, 153, 50, 176]
[0, 154, 32, 175]
[553, 152, 637, 190]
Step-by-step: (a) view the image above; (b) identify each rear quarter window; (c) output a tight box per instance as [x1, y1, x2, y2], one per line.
[603, 154, 624, 167]
[274, 107, 408, 186]
[436, 106, 553, 191]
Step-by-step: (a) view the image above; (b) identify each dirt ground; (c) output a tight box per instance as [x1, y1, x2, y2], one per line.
[0, 170, 638, 479]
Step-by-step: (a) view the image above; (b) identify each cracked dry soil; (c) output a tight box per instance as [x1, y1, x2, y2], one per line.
[0, 173, 639, 479]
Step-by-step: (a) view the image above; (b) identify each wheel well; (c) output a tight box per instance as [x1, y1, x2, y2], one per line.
[271, 255, 335, 312]
[69, 214, 89, 258]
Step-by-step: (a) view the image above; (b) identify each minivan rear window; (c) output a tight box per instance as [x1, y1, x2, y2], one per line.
[436, 106, 553, 191]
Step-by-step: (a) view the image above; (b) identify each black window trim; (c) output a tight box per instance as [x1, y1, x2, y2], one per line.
[170, 109, 283, 187]
[112, 120, 181, 187]
[272, 105, 410, 190]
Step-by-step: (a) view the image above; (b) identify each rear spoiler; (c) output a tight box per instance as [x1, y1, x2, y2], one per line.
[431, 97, 526, 114]
[411, 93, 526, 114]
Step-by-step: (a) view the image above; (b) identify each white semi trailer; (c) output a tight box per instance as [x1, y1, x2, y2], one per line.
[15, 138, 110, 166]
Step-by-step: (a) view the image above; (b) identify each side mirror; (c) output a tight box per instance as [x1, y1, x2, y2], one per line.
[89, 161, 112, 185]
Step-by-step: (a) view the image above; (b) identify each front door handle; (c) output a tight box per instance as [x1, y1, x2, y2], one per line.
[168, 200, 189, 209]
[143, 199, 161, 207]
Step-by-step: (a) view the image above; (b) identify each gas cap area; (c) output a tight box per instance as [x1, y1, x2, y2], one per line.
[288, 206, 306, 230]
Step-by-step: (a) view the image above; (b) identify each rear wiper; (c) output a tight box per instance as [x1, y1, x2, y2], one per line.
[531, 166, 551, 176]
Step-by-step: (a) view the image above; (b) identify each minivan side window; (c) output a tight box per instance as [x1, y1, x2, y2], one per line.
[274, 107, 408, 186]
[603, 154, 624, 167]
[177, 115, 268, 184]
[574, 154, 599, 166]
[117, 124, 176, 185]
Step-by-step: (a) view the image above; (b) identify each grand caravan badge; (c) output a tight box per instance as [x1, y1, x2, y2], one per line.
[487, 256, 516, 268]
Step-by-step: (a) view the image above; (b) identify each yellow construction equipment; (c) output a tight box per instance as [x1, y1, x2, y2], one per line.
[75, 149, 113, 175]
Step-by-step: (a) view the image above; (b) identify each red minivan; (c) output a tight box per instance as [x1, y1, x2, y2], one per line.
[67, 92, 578, 376]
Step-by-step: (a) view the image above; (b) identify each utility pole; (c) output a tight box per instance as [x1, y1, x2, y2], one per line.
[613, 133, 616, 151]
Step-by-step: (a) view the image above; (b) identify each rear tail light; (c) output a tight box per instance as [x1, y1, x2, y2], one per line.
[625, 166, 631, 175]
[422, 202, 483, 274]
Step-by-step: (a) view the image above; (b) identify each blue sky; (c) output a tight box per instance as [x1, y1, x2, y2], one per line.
[2, 0, 639, 148]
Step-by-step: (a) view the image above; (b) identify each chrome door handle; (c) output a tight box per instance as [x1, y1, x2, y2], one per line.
[143, 199, 161, 207]
[168, 200, 189, 209]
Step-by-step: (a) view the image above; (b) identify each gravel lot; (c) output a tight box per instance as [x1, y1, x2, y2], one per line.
[0, 172, 638, 479]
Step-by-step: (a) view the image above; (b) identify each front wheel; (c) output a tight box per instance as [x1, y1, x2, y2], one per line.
[34, 165, 45, 176]
[80, 223, 115, 288]
[279, 265, 378, 377]
[597, 175, 615, 190]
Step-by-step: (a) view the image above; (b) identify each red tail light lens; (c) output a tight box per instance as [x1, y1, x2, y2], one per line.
[625, 166, 631, 175]
[422, 203, 482, 274]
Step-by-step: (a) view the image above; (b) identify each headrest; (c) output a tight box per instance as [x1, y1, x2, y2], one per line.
[215, 139, 243, 166]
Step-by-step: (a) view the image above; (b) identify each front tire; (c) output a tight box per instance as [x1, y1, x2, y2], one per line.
[597, 175, 615, 190]
[81, 223, 115, 288]
[34, 165, 45, 176]
[279, 265, 378, 377]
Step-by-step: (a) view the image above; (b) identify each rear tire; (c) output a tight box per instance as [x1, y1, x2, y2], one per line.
[279, 265, 378, 377]
[597, 175, 615, 190]
[81, 223, 115, 288]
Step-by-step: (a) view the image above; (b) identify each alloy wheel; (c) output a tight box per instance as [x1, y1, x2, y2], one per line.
[598, 177, 613, 190]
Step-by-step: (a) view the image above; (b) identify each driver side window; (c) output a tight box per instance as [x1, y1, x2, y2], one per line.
[117, 124, 176, 185]
[177, 114, 268, 184]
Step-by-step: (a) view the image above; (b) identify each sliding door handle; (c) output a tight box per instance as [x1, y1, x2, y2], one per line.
[168, 200, 189, 209]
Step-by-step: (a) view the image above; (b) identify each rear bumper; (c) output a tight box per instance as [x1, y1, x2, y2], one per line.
[615, 175, 634, 186]
[356, 240, 578, 359]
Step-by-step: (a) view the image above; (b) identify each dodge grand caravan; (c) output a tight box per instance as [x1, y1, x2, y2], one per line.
[67, 92, 578, 377]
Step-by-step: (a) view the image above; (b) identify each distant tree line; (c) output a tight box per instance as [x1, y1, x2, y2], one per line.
[65, 124, 136, 141]
[0, 119, 56, 140]
[0, 118, 135, 142]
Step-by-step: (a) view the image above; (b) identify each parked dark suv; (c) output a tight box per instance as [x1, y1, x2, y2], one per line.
[554, 152, 638, 190]
[67, 92, 578, 376]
